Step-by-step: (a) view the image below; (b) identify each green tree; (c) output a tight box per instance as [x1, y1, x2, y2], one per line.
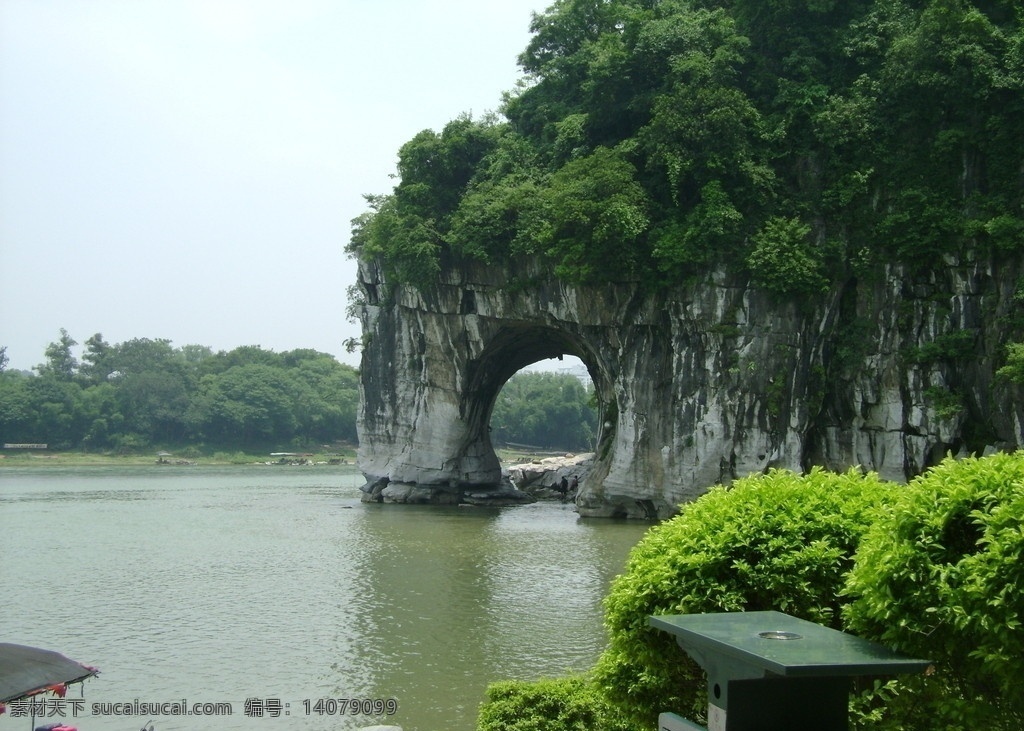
[636, 5, 772, 254]
[105, 337, 184, 376]
[529, 145, 650, 282]
[348, 116, 503, 284]
[285, 351, 360, 443]
[179, 343, 214, 364]
[97, 338, 195, 444]
[198, 344, 285, 376]
[37, 328, 78, 380]
[867, 0, 1024, 259]
[3, 337, 358, 452]
[395, 115, 501, 221]
[80, 333, 114, 384]
[997, 341, 1024, 384]
[24, 376, 87, 448]
[447, 131, 546, 261]
[187, 364, 301, 446]
[746, 215, 831, 297]
[79, 382, 123, 449]
[0, 372, 34, 444]
[117, 370, 190, 443]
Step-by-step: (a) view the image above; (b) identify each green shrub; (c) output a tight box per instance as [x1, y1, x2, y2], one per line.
[745, 216, 830, 298]
[923, 386, 964, 421]
[844, 452, 1024, 730]
[477, 676, 631, 731]
[905, 330, 977, 366]
[594, 467, 892, 727]
[996, 341, 1024, 384]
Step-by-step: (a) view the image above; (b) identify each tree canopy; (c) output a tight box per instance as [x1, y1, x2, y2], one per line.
[349, 0, 1024, 295]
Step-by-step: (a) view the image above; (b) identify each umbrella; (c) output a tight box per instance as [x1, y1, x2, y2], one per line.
[0, 643, 99, 704]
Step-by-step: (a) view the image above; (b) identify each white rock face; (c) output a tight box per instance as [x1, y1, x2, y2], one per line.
[354, 255, 1023, 518]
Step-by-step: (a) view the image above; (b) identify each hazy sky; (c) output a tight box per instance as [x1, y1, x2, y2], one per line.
[0, 0, 551, 372]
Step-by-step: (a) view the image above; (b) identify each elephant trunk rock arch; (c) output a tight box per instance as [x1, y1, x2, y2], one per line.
[354, 255, 1023, 519]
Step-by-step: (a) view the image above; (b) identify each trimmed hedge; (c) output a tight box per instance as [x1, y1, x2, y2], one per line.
[844, 452, 1024, 730]
[477, 676, 631, 731]
[593, 467, 893, 727]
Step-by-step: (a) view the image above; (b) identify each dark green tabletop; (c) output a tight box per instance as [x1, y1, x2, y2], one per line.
[650, 611, 931, 678]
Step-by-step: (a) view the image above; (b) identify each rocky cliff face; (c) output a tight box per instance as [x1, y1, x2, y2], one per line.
[354, 254, 1023, 518]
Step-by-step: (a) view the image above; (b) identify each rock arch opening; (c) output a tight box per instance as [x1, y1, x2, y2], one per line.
[460, 325, 614, 480]
[489, 355, 595, 453]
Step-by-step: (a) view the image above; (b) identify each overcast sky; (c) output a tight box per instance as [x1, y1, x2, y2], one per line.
[0, 0, 552, 372]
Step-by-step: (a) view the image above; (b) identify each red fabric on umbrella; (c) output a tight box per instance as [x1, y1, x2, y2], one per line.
[0, 644, 98, 703]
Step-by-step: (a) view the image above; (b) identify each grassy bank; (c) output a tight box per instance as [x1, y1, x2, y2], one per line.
[0, 446, 359, 467]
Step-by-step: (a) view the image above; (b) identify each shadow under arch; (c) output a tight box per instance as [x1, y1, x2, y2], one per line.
[459, 324, 616, 478]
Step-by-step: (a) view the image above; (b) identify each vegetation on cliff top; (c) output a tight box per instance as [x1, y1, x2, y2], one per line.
[349, 0, 1023, 296]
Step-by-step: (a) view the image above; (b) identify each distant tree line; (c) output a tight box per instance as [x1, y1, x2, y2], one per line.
[0, 331, 360, 452]
[0, 335, 597, 453]
[490, 370, 598, 452]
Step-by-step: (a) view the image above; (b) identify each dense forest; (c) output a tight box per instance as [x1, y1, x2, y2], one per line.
[0, 334, 595, 453]
[348, 0, 1023, 296]
[0, 331, 360, 452]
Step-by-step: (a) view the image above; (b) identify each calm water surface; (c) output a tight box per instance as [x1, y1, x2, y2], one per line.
[0, 466, 649, 731]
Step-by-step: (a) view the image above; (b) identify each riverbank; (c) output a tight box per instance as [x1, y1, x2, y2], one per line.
[0, 446, 571, 468]
[0, 447, 358, 467]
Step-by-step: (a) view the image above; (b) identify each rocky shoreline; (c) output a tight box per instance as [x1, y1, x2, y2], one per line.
[505, 452, 594, 500]
[360, 452, 596, 508]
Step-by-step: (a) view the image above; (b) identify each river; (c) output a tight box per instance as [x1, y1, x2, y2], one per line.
[0, 465, 650, 731]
